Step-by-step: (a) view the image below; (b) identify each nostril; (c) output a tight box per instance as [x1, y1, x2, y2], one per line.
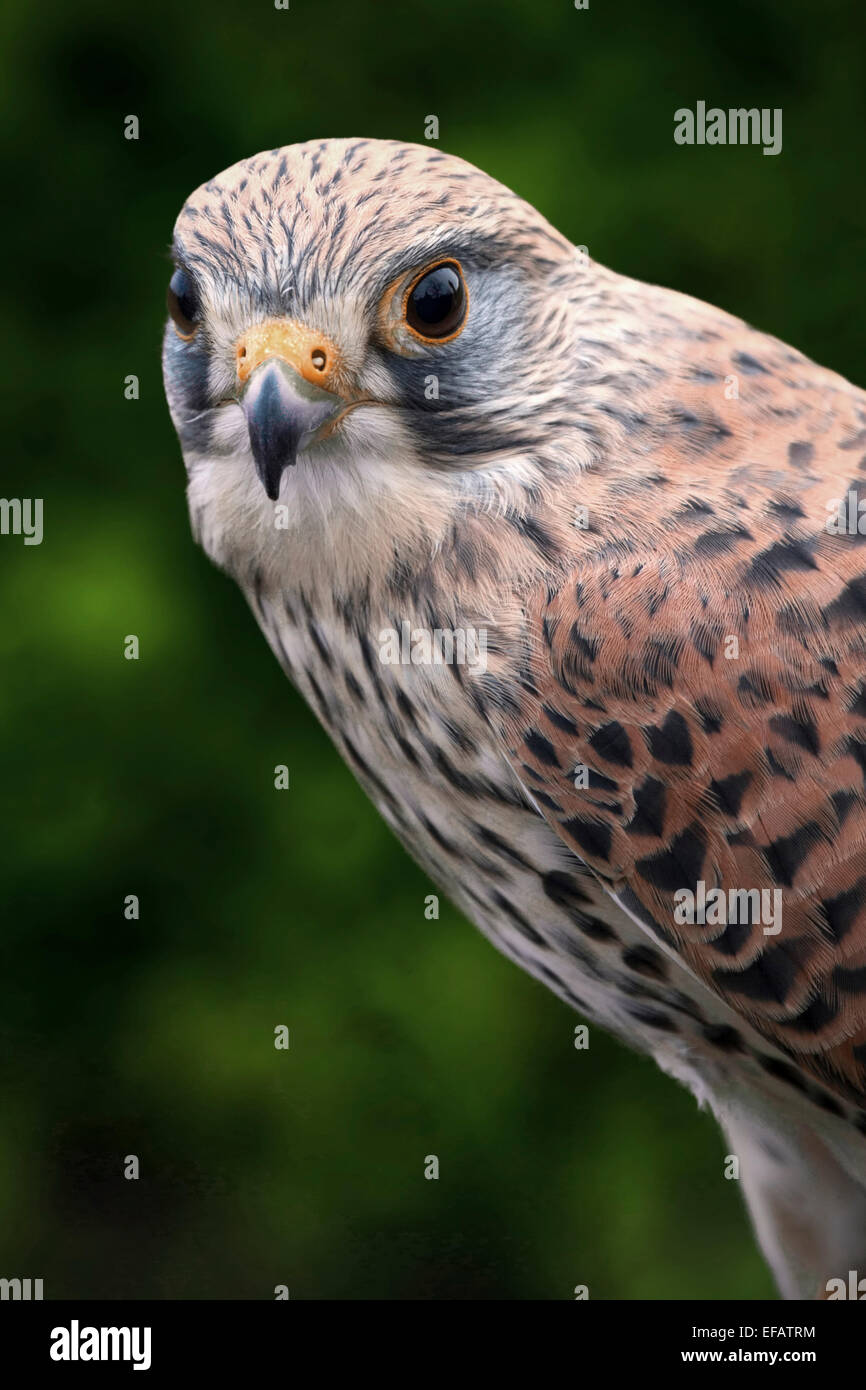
[238, 345, 247, 359]
[311, 349, 327, 371]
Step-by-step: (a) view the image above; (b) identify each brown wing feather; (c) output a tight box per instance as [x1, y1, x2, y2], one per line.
[495, 395, 866, 1105]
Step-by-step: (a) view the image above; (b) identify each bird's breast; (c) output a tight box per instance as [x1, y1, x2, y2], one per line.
[242, 573, 784, 1092]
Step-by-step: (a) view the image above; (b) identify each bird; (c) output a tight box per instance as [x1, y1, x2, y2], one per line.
[163, 137, 866, 1299]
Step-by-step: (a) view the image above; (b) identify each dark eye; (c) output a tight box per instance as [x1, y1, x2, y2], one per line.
[167, 266, 200, 338]
[405, 261, 467, 341]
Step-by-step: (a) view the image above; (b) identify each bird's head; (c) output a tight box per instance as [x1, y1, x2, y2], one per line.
[163, 138, 589, 584]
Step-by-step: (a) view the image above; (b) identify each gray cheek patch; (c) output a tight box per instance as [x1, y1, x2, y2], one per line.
[162, 326, 217, 456]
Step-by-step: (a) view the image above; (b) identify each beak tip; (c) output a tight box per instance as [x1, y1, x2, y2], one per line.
[255, 453, 295, 502]
[241, 356, 342, 500]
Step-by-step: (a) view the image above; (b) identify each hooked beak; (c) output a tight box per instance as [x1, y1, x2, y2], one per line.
[235, 319, 348, 500]
[241, 358, 343, 500]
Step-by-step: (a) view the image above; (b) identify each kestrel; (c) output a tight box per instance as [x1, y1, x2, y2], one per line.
[163, 138, 866, 1299]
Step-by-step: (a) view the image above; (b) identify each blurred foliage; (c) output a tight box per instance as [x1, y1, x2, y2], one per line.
[2, 0, 865, 1299]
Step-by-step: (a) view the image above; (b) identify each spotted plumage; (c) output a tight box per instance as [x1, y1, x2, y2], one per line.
[163, 138, 866, 1298]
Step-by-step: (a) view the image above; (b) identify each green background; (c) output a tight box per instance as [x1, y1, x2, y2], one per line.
[2, 0, 865, 1299]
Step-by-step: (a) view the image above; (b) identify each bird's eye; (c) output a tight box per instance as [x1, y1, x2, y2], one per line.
[404, 260, 467, 342]
[167, 266, 200, 339]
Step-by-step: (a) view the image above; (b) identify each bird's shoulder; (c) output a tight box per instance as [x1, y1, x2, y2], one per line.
[491, 531, 866, 1104]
